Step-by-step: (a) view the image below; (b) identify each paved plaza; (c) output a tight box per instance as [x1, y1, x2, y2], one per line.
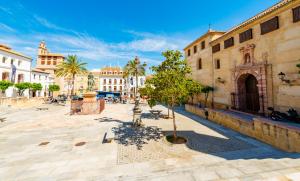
[1, 103, 300, 180]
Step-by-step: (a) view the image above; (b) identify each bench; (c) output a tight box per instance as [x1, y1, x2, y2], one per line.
[0, 117, 6, 122]
[102, 130, 114, 143]
[150, 110, 162, 120]
[36, 107, 49, 111]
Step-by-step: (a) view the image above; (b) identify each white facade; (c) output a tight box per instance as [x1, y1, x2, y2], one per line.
[99, 76, 125, 93]
[125, 76, 146, 98]
[0, 46, 32, 97]
[31, 69, 54, 97]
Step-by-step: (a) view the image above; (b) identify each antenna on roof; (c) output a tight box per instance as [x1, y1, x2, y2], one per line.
[208, 23, 212, 31]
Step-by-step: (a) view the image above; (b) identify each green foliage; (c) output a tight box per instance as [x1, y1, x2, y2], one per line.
[139, 84, 157, 109]
[49, 84, 60, 92]
[297, 64, 300, 74]
[186, 79, 203, 104]
[55, 55, 87, 95]
[14, 82, 31, 96]
[123, 58, 147, 78]
[147, 50, 191, 139]
[201, 86, 214, 107]
[31, 83, 42, 91]
[0, 81, 13, 94]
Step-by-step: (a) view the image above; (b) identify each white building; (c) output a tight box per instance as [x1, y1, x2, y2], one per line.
[124, 76, 146, 98]
[98, 66, 125, 94]
[0, 44, 32, 97]
[31, 68, 54, 97]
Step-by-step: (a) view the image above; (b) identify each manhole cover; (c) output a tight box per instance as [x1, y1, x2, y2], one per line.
[75, 142, 86, 146]
[39, 142, 50, 146]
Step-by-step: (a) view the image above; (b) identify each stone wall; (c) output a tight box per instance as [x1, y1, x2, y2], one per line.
[185, 104, 300, 152]
[0, 97, 45, 108]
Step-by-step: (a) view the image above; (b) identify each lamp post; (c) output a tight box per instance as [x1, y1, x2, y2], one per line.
[132, 56, 142, 127]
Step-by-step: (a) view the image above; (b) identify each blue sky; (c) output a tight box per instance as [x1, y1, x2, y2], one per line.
[0, 0, 280, 71]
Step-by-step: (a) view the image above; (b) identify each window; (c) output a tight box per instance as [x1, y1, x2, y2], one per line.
[47, 61, 51, 65]
[293, 6, 300, 23]
[109, 79, 112, 84]
[18, 60, 21, 66]
[140, 78, 144, 86]
[215, 59, 221, 69]
[103, 79, 106, 84]
[103, 86, 106, 91]
[17, 74, 24, 83]
[120, 86, 122, 91]
[33, 74, 36, 79]
[239, 29, 253, 43]
[261, 16, 279, 35]
[39, 75, 41, 80]
[188, 49, 191, 56]
[2, 72, 9, 81]
[114, 79, 117, 84]
[198, 58, 202, 70]
[2, 57, 6, 63]
[212, 44, 220, 53]
[11, 59, 14, 64]
[53, 61, 57, 65]
[45, 76, 48, 80]
[41, 61, 45, 65]
[193, 45, 197, 53]
[224, 37, 234, 49]
[114, 86, 117, 91]
[201, 41, 205, 50]
[120, 79, 123, 84]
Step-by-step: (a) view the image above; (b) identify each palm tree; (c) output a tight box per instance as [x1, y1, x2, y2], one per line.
[55, 55, 87, 96]
[123, 57, 147, 97]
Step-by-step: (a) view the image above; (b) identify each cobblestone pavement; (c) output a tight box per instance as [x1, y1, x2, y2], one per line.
[0, 103, 300, 180]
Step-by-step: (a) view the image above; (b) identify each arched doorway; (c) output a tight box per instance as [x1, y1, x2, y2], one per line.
[237, 74, 260, 113]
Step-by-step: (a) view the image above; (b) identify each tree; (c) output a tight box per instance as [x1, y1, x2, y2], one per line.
[123, 57, 147, 98]
[201, 86, 214, 108]
[31, 83, 43, 96]
[150, 50, 191, 140]
[297, 64, 300, 74]
[14, 82, 31, 96]
[55, 55, 87, 96]
[49, 84, 60, 96]
[0, 81, 13, 96]
[139, 83, 157, 109]
[186, 79, 203, 105]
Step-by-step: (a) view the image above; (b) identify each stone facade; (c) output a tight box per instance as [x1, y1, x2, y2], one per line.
[185, 0, 300, 114]
[35, 41, 65, 95]
[185, 104, 300, 152]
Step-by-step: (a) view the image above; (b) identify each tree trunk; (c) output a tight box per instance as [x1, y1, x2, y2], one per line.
[167, 105, 170, 118]
[71, 74, 75, 96]
[204, 93, 208, 107]
[172, 105, 177, 140]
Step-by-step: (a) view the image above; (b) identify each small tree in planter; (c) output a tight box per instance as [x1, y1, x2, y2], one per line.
[31, 83, 43, 97]
[49, 84, 60, 96]
[151, 50, 191, 143]
[0, 81, 13, 97]
[186, 79, 202, 105]
[201, 86, 214, 108]
[14, 82, 31, 97]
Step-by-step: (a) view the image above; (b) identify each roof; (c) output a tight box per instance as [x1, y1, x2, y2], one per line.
[184, 30, 225, 50]
[0, 44, 32, 60]
[100, 66, 123, 72]
[32, 68, 50, 74]
[211, 0, 295, 44]
[39, 53, 64, 57]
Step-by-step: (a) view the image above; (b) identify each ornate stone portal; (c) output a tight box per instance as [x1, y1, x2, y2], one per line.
[231, 44, 268, 115]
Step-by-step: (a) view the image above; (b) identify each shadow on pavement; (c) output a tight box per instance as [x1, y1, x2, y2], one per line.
[112, 123, 163, 150]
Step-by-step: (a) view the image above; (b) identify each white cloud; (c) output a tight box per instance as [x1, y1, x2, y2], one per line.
[0, 6, 13, 15]
[0, 23, 15, 32]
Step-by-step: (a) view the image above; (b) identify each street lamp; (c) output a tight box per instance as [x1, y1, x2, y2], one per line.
[132, 56, 142, 127]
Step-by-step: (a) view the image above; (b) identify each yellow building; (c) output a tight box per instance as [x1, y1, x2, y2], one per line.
[35, 41, 65, 95]
[185, 0, 300, 114]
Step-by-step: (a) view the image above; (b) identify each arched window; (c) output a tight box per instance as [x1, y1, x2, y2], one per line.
[244, 53, 251, 64]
